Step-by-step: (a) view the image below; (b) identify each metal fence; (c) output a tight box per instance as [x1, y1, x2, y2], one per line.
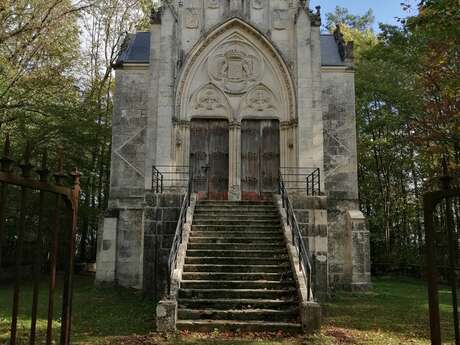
[0, 134, 81, 345]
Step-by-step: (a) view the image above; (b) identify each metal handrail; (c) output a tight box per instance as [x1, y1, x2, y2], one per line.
[152, 165, 189, 193]
[152, 167, 163, 193]
[167, 173, 193, 296]
[279, 172, 313, 301]
[280, 167, 321, 195]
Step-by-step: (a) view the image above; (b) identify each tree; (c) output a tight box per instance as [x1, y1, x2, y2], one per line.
[353, 0, 459, 270]
[325, 6, 375, 32]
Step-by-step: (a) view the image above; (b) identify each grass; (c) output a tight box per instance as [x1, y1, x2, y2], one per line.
[0, 275, 458, 344]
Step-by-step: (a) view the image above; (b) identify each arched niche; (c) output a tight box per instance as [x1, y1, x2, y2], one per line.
[188, 83, 232, 119]
[239, 83, 279, 120]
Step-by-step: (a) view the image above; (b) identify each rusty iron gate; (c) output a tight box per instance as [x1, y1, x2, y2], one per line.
[424, 176, 460, 345]
[0, 134, 81, 345]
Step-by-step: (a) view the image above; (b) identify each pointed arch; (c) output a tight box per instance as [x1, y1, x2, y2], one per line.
[239, 83, 279, 120]
[189, 83, 232, 119]
[175, 17, 296, 122]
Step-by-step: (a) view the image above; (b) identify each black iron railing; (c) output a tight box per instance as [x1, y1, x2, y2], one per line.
[279, 172, 313, 301]
[280, 167, 321, 196]
[167, 172, 193, 295]
[152, 165, 190, 193]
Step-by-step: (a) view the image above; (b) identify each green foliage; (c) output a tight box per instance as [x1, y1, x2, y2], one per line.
[0, 0, 152, 263]
[325, 6, 375, 32]
[352, 0, 460, 267]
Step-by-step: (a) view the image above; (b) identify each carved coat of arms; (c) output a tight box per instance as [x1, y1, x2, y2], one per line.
[208, 43, 263, 94]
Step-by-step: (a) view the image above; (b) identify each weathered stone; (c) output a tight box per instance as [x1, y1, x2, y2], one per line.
[300, 302, 321, 334]
[156, 299, 177, 332]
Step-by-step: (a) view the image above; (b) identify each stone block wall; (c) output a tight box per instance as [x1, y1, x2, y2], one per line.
[321, 69, 371, 291]
[290, 193, 328, 301]
[109, 68, 150, 203]
[143, 192, 183, 300]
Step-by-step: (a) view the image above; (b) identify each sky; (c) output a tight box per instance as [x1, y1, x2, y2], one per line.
[311, 0, 418, 31]
[151, 0, 418, 31]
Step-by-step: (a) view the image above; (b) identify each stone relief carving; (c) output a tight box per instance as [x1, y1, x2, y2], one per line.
[240, 84, 278, 118]
[207, 0, 220, 9]
[189, 83, 232, 118]
[272, 9, 289, 30]
[252, 0, 264, 9]
[207, 42, 264, 95]
[184, 8, 200, 29]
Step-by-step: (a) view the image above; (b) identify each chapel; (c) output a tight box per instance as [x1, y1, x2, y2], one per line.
[96, 0, 371, 332]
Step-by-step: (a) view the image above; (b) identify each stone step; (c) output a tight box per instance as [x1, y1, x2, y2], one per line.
[181, 272, 293, 281]
[176, 320, 301, 333]
[193, 225, 281, 231]
[178, 308, 299, 322]
[180, 280, 294, 290]
[193, 219, 281, 226]
[178, 298, 298, 310]
[196, 207, 278, 213]
[194, 209, 278, 214]
[198, 201, 274, 206]
[187, 243, 283, 250]
[191, 232, 282, 239]
[193, 215, 280, 221]
[183, 264, 290, 273]
[189, 237, 284, 244]
[178, 288, 296, 300]
[185, 257, 289, 265]
[186, 249, 287, 258]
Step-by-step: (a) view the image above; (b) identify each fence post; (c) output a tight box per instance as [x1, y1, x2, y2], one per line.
[11, 143, 34, 345]
[60, 169, 81, 345]
[30, 151, 50, 345]
[424, 193, 442, 345]
[441, 177, 460, 344]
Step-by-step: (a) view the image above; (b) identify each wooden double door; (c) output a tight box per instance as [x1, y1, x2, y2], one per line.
[190, 119, 280, 200]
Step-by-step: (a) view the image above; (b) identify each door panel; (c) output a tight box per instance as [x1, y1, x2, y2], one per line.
[241, 121, 260, 197]
[208, 121, 229, 200]
[261, 121, 280, 193]
[190, 119, 229, 200]
[241, 120, 280, 200]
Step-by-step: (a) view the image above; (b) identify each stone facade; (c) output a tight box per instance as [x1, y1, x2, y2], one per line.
[96, 0, 371, 298]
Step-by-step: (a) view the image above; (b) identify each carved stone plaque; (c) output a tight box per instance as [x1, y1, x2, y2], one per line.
[207, 0, 219, 9]
[208, 42, 264, 94]
[184, 8, 199, 29]
[252, 0, 264, 9]
[272, 9, 289, 30]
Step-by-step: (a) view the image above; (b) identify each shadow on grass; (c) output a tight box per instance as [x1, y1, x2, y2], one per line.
[324, 277, 458, 343]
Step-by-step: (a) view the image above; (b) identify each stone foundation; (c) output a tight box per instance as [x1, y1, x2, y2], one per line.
[143, 193, 183, 300]
[290, 193, 329, 301]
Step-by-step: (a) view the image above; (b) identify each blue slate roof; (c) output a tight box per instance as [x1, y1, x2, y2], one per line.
[115, 32, 150, 65]
[115, 32, 346, 67]
[320, 34, 347, 66]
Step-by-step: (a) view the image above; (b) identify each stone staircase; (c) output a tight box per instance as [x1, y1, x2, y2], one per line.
[176, 200, 301, 333]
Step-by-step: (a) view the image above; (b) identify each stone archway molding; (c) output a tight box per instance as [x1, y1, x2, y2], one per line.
[176, 17, 297, 123]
